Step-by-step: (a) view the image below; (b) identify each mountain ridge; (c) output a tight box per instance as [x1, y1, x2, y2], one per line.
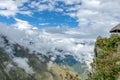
[0, 33, 82, 80]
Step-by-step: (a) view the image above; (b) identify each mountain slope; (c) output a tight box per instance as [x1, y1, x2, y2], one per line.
[0, 34, 82, 80]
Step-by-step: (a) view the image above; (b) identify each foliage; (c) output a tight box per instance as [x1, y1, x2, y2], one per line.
[87, 34, 120, 80]
[60, 72, 81, 80]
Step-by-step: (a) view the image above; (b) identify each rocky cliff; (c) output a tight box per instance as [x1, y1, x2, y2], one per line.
[87, 34, 120, 80]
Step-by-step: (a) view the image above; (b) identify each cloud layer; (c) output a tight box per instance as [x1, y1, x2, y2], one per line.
[13, 57, 34, 74]
[0, 24, 95, 69]
[0, 0, 31, 16]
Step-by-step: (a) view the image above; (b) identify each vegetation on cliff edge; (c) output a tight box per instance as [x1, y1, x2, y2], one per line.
[87, 34, 120, 80]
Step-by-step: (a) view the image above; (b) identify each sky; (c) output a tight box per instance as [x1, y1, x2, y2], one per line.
[0, 0, 120, 38]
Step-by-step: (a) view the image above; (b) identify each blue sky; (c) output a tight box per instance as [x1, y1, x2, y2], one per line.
[0, 0, 79, 28]
[0, 0, 120, 38]
[0, 10, 78, 28]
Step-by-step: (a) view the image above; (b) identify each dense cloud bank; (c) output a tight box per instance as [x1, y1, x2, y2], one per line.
[0, 24, 95, 69]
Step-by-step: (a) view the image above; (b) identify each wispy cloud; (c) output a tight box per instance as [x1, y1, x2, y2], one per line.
[0, 0, 31, 16]
[39, 23, 49, 26]
[13, 57, 34, 74]
[13, 18, 33, 30]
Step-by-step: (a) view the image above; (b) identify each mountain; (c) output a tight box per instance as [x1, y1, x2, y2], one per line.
[0, 26, 95, 80]
[0, 34, 82, 80]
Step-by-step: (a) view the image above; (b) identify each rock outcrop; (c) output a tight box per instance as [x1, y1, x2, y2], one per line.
[87, 34, 120, 80]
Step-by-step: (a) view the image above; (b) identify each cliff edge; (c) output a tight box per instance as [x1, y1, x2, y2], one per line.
[87, 34, 120, 80]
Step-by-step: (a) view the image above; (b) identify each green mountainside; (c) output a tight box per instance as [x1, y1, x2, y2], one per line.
[87, 34, 120, 80]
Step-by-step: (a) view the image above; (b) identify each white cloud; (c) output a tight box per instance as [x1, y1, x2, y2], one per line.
[18, 10, 32, 15]
[13, 57, 34, 74]
[0, 0, 18, 16]
[63, 0, 120, 37]
[14, 0, 29, 6]
[55, 8, 63, 12]
[61, 0, 81, 5]
[13, 18, 32, 30]
[47, 61, 53, 69]
[38, 4, 50, 11]
[5, 63, 14, 73]
[65, 29, 87, 35]
[0, 0, 17, 10]
[82, 0, 101, 8]
[0, 0, 31, 16]
[32, 27, 38, 30]
[29, 0, 56, 12]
